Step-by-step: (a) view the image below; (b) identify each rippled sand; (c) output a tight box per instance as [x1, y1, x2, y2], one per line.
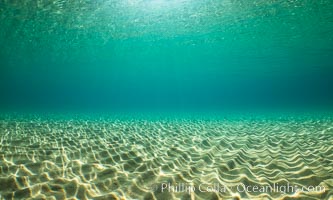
[0, 115, 332, 200]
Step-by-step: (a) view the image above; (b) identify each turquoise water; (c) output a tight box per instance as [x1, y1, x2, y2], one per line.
[1, 1, 333, 199]
[1, 0, 333, 112]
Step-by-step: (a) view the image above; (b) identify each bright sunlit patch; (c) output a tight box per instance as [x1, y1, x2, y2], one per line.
[127, 0, 187, 10]
[150, 0, 165, 5]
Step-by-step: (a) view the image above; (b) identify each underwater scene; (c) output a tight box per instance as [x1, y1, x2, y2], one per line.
[1, 0, 333, 199]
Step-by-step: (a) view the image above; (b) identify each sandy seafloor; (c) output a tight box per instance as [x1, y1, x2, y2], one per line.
[0, 113, 332, 200]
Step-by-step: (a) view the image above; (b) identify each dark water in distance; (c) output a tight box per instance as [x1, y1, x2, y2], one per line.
[1, 0, 333, 112]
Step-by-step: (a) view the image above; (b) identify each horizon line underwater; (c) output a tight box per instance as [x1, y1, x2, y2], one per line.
[1, 0, 333, 199]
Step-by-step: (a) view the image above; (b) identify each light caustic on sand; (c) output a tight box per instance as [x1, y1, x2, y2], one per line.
[0, 117, 332, 199]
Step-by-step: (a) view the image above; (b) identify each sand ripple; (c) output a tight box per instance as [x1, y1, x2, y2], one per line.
[0, 115, 332, 199]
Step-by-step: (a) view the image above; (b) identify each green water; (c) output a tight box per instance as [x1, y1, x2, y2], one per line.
[1, 0, 333, 111]
[1, 1, 333, 199]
